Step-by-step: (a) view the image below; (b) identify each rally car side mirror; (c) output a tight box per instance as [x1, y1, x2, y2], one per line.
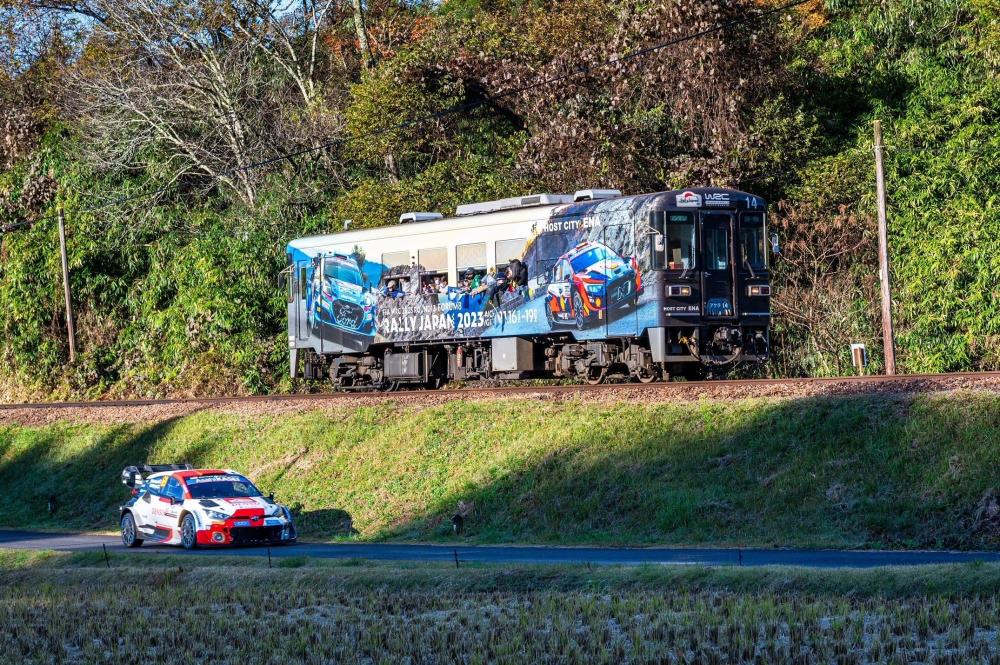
[121, 467, 140, 488]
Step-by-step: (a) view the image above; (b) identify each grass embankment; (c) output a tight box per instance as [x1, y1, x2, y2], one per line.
[3, 550, 1000, 663]
[0, 392, 998, 549]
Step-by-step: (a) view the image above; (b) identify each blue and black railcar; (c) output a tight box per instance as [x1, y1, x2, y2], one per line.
[284, 187, 774, 389]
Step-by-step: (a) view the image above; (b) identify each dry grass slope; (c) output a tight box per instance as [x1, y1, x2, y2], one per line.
[2, 552, 1000, 664]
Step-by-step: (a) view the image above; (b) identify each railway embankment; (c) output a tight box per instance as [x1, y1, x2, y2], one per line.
[1, 379, 998, 550]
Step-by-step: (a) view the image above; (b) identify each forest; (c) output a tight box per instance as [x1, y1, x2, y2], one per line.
[0, 0, 997, 398]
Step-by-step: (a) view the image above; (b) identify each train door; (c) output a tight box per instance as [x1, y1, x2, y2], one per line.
[601, 223, 638, 337]
[700, 212, 738, 320]
[296, 259, 311, 342]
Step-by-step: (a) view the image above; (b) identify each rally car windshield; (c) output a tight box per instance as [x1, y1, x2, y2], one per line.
[185, 475, 263, 499]
[570, 246, 615, 272]
[325, 262, 362, 286]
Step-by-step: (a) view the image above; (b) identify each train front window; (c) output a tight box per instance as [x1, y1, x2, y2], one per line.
[665, 213, 696, 270]
[740, 214, 766, 271]
[703, 216, 730, 270]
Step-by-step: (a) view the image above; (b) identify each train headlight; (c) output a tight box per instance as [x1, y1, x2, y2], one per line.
[747, 285, 771, 296]
[667, 285, 692, 297]
[584, 283, 603, 295]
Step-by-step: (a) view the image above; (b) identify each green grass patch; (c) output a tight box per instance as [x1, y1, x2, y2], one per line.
[1, 392, 998, 549]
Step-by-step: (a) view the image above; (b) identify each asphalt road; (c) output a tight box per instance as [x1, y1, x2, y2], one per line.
[2, 530, 999, 568]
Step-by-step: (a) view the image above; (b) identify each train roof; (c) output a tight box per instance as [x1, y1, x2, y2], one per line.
[286, 187, 766, 251]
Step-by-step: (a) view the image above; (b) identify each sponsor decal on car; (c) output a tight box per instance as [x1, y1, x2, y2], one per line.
[186, 475, 242, 484]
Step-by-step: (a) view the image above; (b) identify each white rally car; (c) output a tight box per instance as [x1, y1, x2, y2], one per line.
[119, 464, 297, 549]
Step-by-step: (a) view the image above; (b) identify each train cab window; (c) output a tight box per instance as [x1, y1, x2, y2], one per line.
[739, 213, 766, 271]
[299, 266, 307, 298]
[495, 238, 526, 273]
[650, 212, 696, 270]
[703, 215, 730, 270]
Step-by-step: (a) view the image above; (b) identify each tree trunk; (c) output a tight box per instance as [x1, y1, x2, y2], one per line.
[352, 0, 373, 70]
[384, 152, 400, 183]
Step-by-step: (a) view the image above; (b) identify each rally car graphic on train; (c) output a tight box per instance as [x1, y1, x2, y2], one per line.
[307, 252, 378, 338]
[285, 188, 775, 389]
[543, 240, 643, 330]
[119, 464, 296, 549]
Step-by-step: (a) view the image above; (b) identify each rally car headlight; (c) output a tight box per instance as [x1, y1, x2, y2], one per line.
[584, 283, 603, 295]
[204, 510, 229, 522]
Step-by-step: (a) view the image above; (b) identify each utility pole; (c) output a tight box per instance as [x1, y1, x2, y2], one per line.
[873, 121, 896, 375]
[57, 205, 77, 363]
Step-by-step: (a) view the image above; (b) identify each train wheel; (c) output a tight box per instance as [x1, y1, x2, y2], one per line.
[585, 365, 607, 385]
[635, 367, 659, 384]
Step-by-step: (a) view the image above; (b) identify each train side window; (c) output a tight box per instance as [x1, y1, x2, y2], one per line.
[495, 238, 526, 273]
[418, 247, 449, 292]
[665, 213, 696, 270]
[740, 213, 766, 270]
[299, 266, 307, 298]
[457, 242, 487, 285]
[648, 211, 666, 270]
[382, 250, 411, 272]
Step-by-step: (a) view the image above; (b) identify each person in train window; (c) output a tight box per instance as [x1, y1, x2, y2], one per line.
[438, 277, 449, 295]
[382, 280, 403, 298]
[483, 267, 500, 306]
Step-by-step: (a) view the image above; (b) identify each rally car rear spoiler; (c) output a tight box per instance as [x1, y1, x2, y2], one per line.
[121, 463, 192, 488]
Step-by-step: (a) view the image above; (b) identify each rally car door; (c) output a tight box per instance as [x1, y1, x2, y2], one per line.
[154, 476, 185, 538]
[132, 481, 157, 534]
[601, 224, 638, 338]
[546, 259, 574, 324]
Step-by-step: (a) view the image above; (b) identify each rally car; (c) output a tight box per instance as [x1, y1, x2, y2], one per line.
[544, 241, 642, 329]
[119, 464, 297, 549]
[307, 253, 377, 335]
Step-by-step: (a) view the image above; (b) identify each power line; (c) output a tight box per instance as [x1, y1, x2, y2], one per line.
[1, 0, 811, 234]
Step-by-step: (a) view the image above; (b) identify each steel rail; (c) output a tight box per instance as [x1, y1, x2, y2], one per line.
[1, 371, 998, 411]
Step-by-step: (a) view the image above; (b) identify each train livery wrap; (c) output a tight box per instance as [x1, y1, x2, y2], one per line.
[285, 187, 772, 389]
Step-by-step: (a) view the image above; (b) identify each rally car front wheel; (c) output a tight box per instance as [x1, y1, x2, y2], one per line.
[180, 514, 198, 550]
[120, 513, 143, 548]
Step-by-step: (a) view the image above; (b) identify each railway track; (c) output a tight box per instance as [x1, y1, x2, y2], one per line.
[2, 371, 999, 411]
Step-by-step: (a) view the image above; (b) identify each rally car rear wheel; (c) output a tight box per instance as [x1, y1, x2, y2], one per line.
[180, 514, 198, 550]
[573, 293, 586, 330]
[120, 513, 142, 548]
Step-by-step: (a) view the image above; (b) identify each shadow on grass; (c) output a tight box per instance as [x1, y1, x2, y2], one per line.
[0, 412, 211, 531]
[292, 507, 358, 538]
[1, 391, 998, 551]
[372, 392, 1000, 550]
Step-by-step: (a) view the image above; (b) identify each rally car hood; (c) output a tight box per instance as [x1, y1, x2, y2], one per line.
[578, 259, 631, 281]
[194, 496, 283, 517]
[326, 278, 364, 303]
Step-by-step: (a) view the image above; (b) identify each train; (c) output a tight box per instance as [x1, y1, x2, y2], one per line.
[284, 187, 775, 390]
